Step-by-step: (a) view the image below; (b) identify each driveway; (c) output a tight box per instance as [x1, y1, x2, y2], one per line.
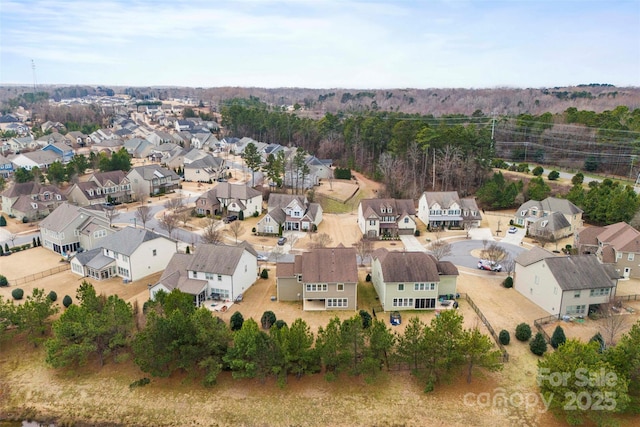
[399, 234, 427, 252]
[468, 227, 494, 241]
[500, 227, 525, 245]
[443, 240, 526, 270]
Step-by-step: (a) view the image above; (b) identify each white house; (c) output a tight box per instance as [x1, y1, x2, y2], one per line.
[194, 182, 262, 218]
[417, 191, 482, 229]
[357, 198, 416, 238]
[70, 227, 176, 282]
[149, 243, 258, 306]
[256, 194, 322, 235]
[514, 247, 619, 317]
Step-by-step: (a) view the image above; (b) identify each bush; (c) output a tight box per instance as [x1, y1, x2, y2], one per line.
[590, 332, 606, 353]
[22, 216, 28, 223]
[238, 211, 244, 220]
[532, 166, 544, 176]
[252, 227, 256, 233]
[414, 230, 420, 237]
[62, 295, 73, 308]
[502, 276, 513, 288]
[261, 310, 277, 329]
[129, 377, 151, 389]
[515, 323, 532, 341]
[0, 215, 6, 226]
[260, 268, 268, 279]
[365, 273, 371, 282]
[12, 288, 24, 300]
[48, 290, 58, 302]
[185, 246, 190, 254]
[499, 329, 510, 345]
[530, 332, 548, 356]
[230, 311, 244, 331]
[0, 274, 8, 287]
[550, 325, 566, 349]
[359, 310, 372, 329]
[548, 170, 560, 181]
[253, 211, 259, 218]
[274, 319, 287, 329]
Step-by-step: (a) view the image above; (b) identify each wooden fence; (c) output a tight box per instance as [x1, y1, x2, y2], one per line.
[459, 292, 510, 363]
[615, 294, 640, 302]
[11, 264, 71, 286]
[533, 314, 560, 344]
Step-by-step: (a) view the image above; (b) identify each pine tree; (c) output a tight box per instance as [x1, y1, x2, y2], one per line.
[550, 325, 567, 349]
[530, 332, 548, 356]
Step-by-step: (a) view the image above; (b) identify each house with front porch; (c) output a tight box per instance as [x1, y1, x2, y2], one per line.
[371, 248, 459, 311]
[66, 170, 132, 206]
[256, 193, 322, 235]
[194, 182, 262, 218]
[514, 197, 583, 238]
[276, 246, 358, 310]
[357, 198, 416, 238]
[1, 181, 66, 220]
[127, 164, 181, 198]
[417, 191, 482, 230]
[148, 243, 258, 306]
[39, 202, 113, 255]
[575, 222, 640, 279]
[70, 227, 176, 282]
[514, 247, 619, 316]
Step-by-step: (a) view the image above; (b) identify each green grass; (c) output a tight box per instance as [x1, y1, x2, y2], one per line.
[357, 280, 379, 311]
[318, 189, 367, 214]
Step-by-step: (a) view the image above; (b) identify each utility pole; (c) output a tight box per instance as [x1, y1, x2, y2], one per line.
[490, 112, 497, 152]
[31, 60, 38, 92]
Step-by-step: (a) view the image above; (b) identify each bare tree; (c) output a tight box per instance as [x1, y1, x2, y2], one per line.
[158, 213, 179, 240]
[482, 242, 507, 265]
[103, 206, 120, 228]
[429, 239, 452, 261]
[227, 221, 246, 244]
[288, 234, 299, 251]
[135, 205, 153, 229]
[164, 196, 183, 213]
[354, 235, 374, 266]
[599, 298, 630, 346]
[201, 217, 222, 244]
[270, 245, 284, 263]
[133, 183, 148, 204]
[177, 209, 191, 229]
[502, 256, 516, 277]
[310, 232, 333, 249]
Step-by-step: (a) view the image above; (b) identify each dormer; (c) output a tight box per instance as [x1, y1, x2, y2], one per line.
[31, 202, 38, 209]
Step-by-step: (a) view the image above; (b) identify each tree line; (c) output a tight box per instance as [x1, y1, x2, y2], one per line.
[1, 283, 502, 392]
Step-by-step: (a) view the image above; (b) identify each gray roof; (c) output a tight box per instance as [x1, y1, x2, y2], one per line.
[373, 249, 445, 282]
[213, 182, 261, 200]
[516, 197, 582, 218]
[299, 246, 358, 283]
[187, 243, 254, 275]
[130, 164, 180, 181]
[21, 150, 61, 164]
[422, 191, 461, 209]
[360, 198, 416, 218]
[39, 202, 108, 232]
[156, 253, 194, 291]
[529, 211, 571, 233]
[267, 193, 306, 210]
[184, 155, 224, 170]
[515, 247, 556, 266]
[546, 255, 617, 291]
[100, 227, 168, 256]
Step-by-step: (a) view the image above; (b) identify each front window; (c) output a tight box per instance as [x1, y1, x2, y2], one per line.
[574, 291, 580, 298]
[398, 283, 404, 291]
[337, 283, 344, 292]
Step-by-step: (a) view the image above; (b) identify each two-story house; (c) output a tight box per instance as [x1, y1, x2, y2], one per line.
[42, 142, 74, 163]
[70, 227, 176, 282]
[256, 193, 323, 235]
[183, 155, 226, 182]
[0, 154, 14, 178]
[66, 170, 132, 206]
[0, 181, 67, 221]
[371, 248, 459, 311]
[10, 150, 61, 171]
[276, 245, 358, 310]
[514, 197, 583, 239]
[39, 202, 113, 255]
[148, 243, 258, 306]
[575, 222, 640, 279]
[127, 164, 181, 198]
[195, 183, 262, 218]
[417, 191, 482, 229]
[514, 247, 619, 316]
[357, 198, 416, 238]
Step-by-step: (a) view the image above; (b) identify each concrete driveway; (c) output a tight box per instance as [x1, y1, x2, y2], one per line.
[399, 234, 427, 252]
[468, 227, 494, 241]
[500, 227, 525, 245]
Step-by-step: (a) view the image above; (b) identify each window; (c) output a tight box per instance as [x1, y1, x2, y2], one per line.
[397, 283, 404, 291]
[590, 288, 610, 297]
[193, 272, 198, 278]
[306, 283, 328, 292]
[414, 283, 435, 291]
[369, 219, 376, 226]
[566, 305, 586, 315]
[616, 252, 623, 260]
[404, 217, 409, 223]
[205, 273, 214, 280]
[327, 298, 348, 308]
[337, 283, 344, 291]
[574, 291, 581, 298]
[392, 298, 414, 307]
[217, 275, 222, 281]
[152, 249, 157, 256]
[628, 253, 635, 261]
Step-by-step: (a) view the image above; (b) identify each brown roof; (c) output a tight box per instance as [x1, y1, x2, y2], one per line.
[576, 226, 605, 247]
[373, 248, 442, 282]
[300, 247, 358, 283]
[360, 198, 416, 218]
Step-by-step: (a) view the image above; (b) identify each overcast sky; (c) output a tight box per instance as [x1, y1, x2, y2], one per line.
[1, 0, 638, 89]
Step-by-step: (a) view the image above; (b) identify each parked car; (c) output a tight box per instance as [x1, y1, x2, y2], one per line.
[508, 226, 518, 234]
[277, 237, 287, 246]
[478, 260, 503, 272]
[257, 254, 269, 261]
[224, 215, 238, 223]
[390, 311, 402, 326]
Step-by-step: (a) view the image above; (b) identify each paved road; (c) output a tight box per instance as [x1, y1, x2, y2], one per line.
[442, 239, 526, 270]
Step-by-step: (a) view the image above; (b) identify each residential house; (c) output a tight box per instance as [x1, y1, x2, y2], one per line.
[67, 131, 91, 147]
[575, 222, 640, 279]
[371, 248, 459, 311]
[148, 243, 258, 306]
[39, 202, 113, 255]
[1, 181, 66, 220]
[256, 193, 323, 234]
[10, 150, 61, 170]
[514, 197, 583, 238]
[276, 246, 358, 310]
[7, 136, 34, 152]
[42, 142, 74, 163]
[90, 138, 124, 155]
[514, 247, 619, 316]
[417, 191, 482, 229]
[40, 121, 65, 133]
[124, 138, 153, 158]
[70, 227, 176, 282]
[195, 182, 262, 218]
[127, 164, 181, 198]
[2, 122, 30, 136]
[175, 120, 192, 132]
[0, 154, 14, 177]
[183, 155, 226, 182]
[357, 198, 416, 238]
[66, 170, 132, 206]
